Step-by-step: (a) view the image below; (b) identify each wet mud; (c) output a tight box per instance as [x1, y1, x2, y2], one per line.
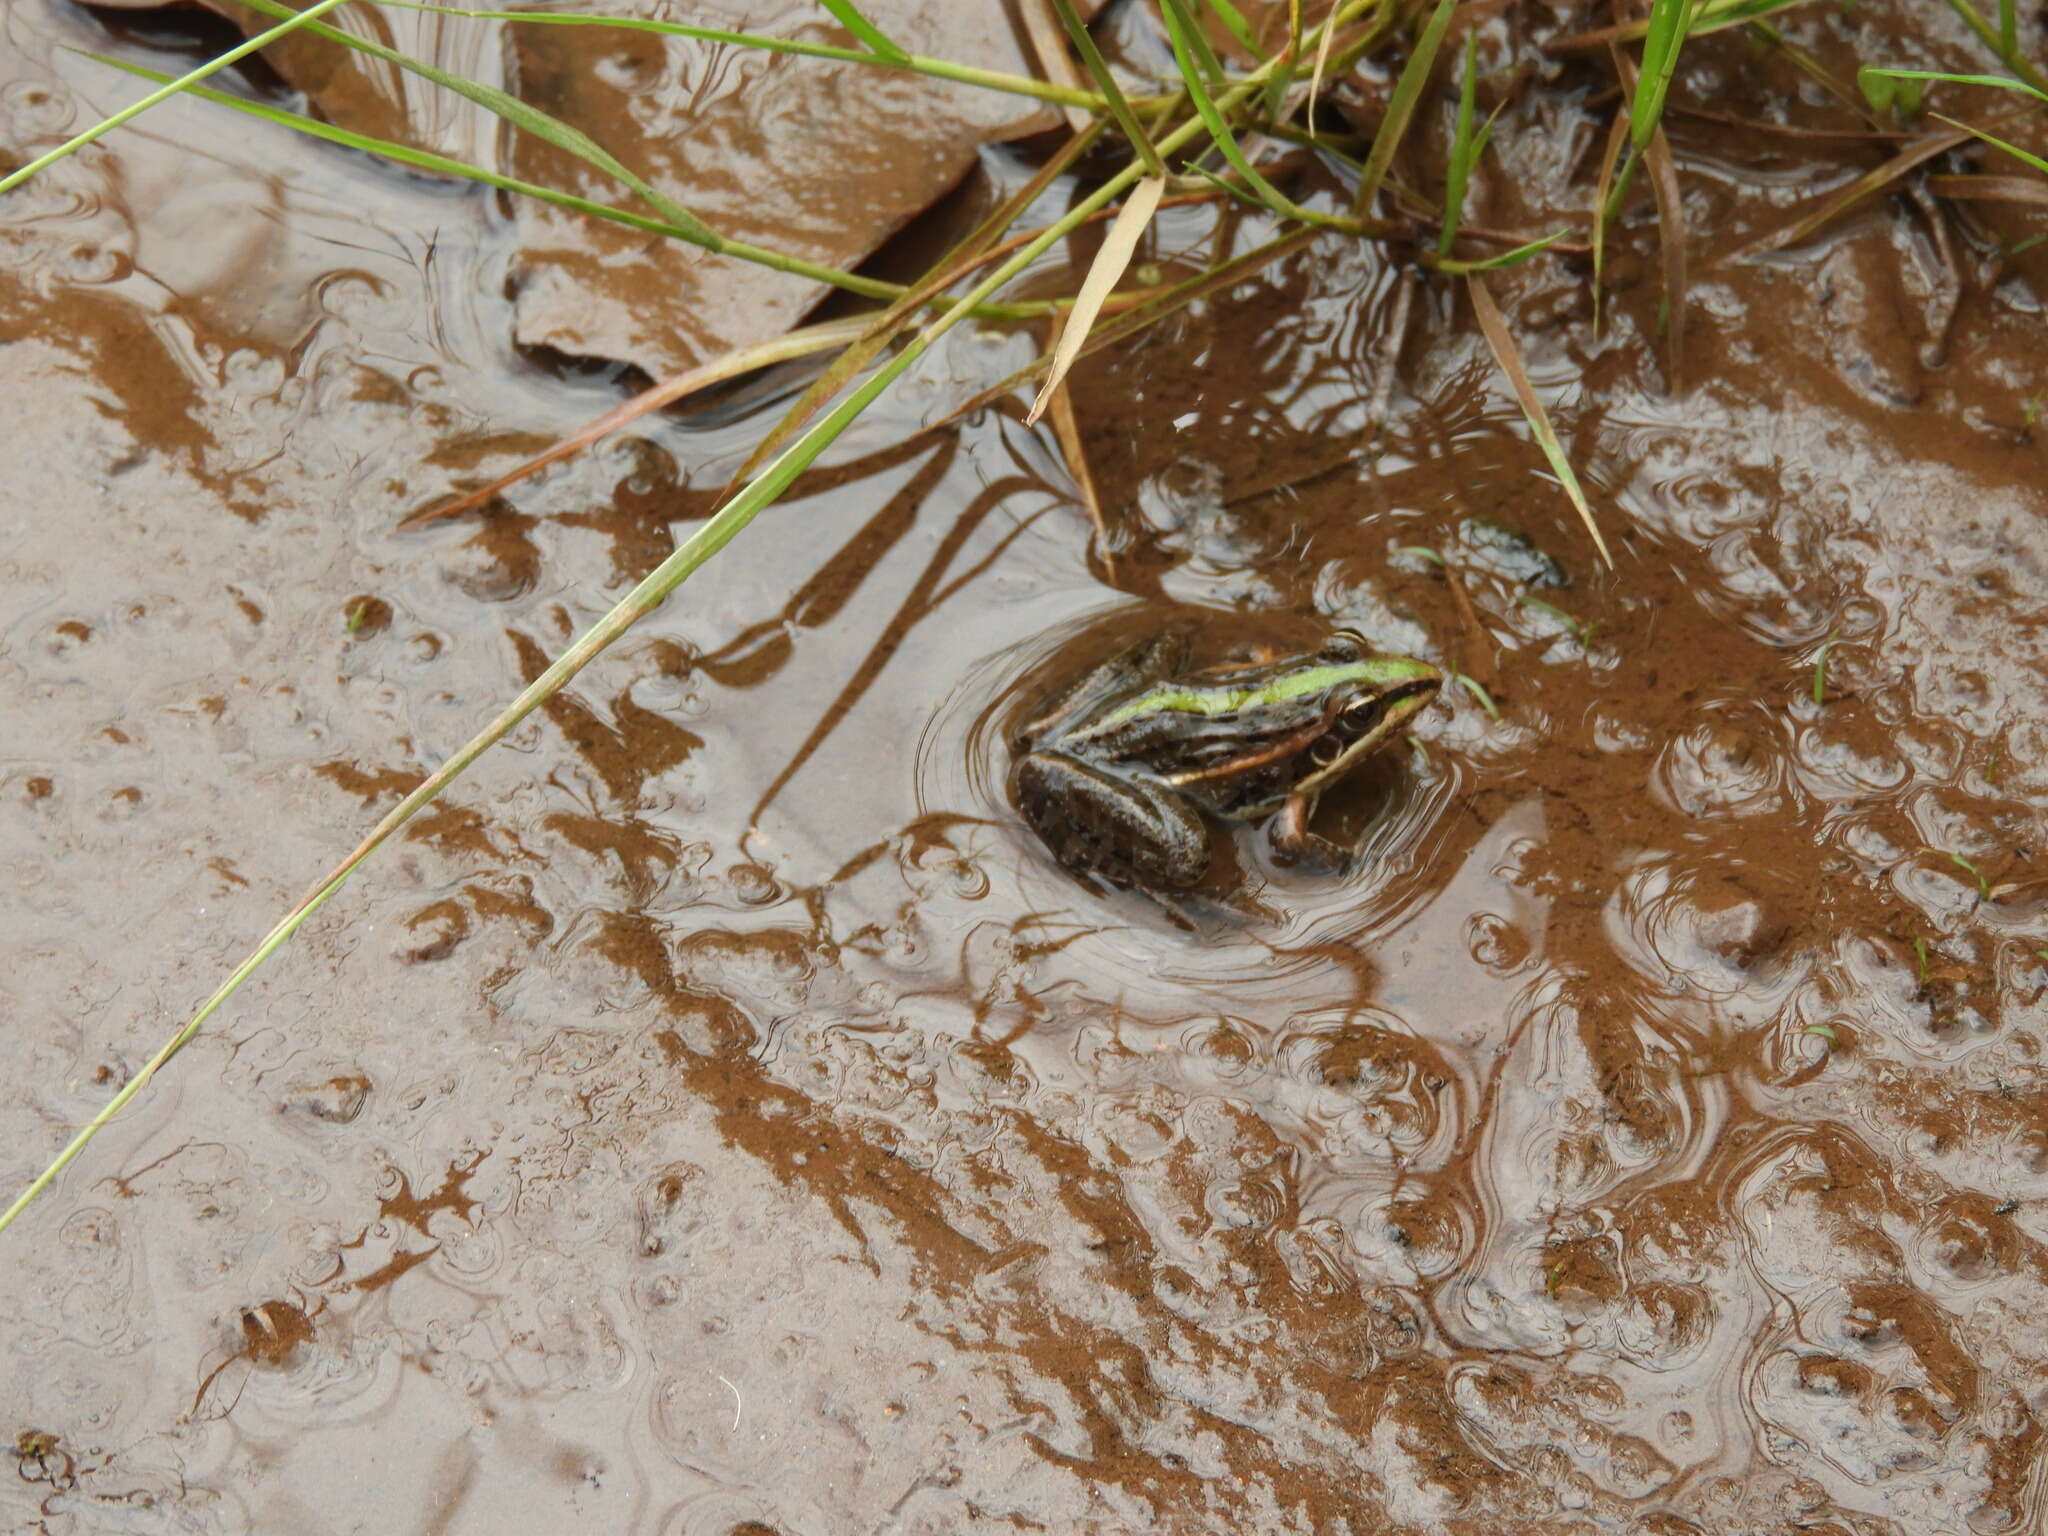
[4, 0, 2048, 1531]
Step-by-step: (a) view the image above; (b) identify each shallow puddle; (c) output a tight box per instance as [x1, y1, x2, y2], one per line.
[4, 0, 2048, 1531]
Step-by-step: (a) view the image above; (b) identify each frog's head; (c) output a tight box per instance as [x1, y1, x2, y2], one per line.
[1289, 631, 1442, 795]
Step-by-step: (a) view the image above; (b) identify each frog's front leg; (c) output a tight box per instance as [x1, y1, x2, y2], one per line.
[1266, 791, 1355, 868]
[1017, 751, 1211, 890]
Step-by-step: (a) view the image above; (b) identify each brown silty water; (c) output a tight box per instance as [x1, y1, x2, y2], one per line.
[4, 0, 2048, 1531]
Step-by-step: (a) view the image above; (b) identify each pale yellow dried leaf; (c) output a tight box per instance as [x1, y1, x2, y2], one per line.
[1026, 176, 1167, 427]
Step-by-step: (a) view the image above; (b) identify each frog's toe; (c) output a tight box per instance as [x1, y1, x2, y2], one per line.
[1266, 795, 1353, 870]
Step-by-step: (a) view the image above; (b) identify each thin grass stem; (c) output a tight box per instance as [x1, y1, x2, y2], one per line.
[0, 0, 356, 196]
[381, 2, 1107, 110]
[818, 0, 911, 63]
[1048, 0, 1166, 173]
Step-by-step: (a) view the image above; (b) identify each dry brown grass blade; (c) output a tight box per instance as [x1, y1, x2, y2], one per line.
[1666, 104, 1909, 141]
[1018, 0, 1096, 131]
[1027, 177, 1166, 426]
[1928, 171, 2048, 206]
[1730, 127, 1970, 259]
[1644, 123, 1687, 381]
[1466, 273, 1614, 569]
[1307, 0, 1340, 127]
[1590, 106, 1629, 332]
[1041, 309, 1112, 568]
[1610, 48, 1689, 380]
[399, 317, 874, 528]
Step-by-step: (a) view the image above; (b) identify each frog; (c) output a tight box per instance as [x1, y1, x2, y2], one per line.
[1011, 625, 1442, 892]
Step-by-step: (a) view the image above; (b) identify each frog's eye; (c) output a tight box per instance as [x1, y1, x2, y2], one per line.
[1340, 695, 1384, 727]
[1319, 631, 1370, 664]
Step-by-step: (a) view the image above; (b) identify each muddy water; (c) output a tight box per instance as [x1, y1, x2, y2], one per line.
[6, 0, 2048, 1530]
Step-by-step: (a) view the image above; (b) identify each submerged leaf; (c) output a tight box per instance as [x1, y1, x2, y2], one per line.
[383, 2, 1099, 110]
[225, 0, 719, 242]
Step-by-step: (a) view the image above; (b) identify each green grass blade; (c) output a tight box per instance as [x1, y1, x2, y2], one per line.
[380, 1, 1101, 109]
[1353, 0, 1457, 215]
[1439, 32, 1481, 256]
[1159, 0, 1325, 222]
[1467, 273, 1613, 568]
[1938, 0, 2048, 91]
[818, 0, 910, 62]
[225, 0, 718, 241]
[1165, 0, 1230, 83]
[0, 0, 355, 197]
[1431, 227, 1571, 272]
[1049, 0, 1166, 174]
[1262, 0, 1302, 111]
[1933, 112, 2048, 176]
[1633, 0, 1696, 150]
[1549, 0, 1815, 49]
[1202, 0, 1267, 59]
[2000, 0, 2017, 59]
[1859, 65, 2048, 107]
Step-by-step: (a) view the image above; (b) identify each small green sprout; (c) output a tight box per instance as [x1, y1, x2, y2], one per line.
[1924, 846, 1991, 903]
[1452, 672, 1501, 719]
[1812, 630, 1838, 705]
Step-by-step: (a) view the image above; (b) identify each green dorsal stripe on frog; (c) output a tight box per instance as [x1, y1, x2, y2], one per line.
[1086, 657, 1440, 733]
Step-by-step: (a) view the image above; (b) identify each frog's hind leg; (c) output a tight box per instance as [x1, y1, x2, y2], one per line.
[1016, 752, 1210, 890]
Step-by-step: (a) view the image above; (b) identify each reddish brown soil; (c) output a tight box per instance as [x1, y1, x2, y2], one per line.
[4, 0, 2047, 1532]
